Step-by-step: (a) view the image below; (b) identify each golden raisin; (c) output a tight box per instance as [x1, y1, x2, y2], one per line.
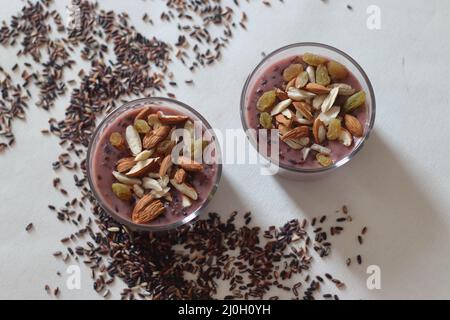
[283, 64, 303, 82]
[326, 119, 341, 141]
[256, 90, 277, 112]
[134, 119, 151, 134]
[112, 183, 132, 201]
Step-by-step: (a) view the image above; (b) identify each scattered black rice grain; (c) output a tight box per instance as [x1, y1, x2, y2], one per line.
[25, 223, 33, 232]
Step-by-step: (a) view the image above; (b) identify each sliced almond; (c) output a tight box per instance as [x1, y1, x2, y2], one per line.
[143, 126, 171, 149]
[170, 179, 198, 200]
[306, 66, 316, 83]
[112, 171, 141, 185]
[313, 118, 326, 144]
[182, 195, 192, 208]
[177, 156, 204, 172]
[281, 126, 309, 141]
[275, 88, 289, 100]
[159, 154, 172, 177]
[134, 149, 154, 162]
[147, 172, 160, 179]
[328, 83, 356, 96]
[270, 99, 292, 116]
[293, 101, 314, 121]
[321, 87, 340, 113]
[133, 184, 145, 198]
[150, 187, 171, 199]
[275, 113, 293, 127]
[339, 128, 353, 147]
[294, 111, 313, 125]
[305, 83, 330, 95]
[125, 125, 142, 156]
[312, 95, 327, 110]
[158, 111, 190, 125]
[126, 157, 159, 177]
[285, 78, 296, 91]
[132, 195, 165, 224]
[318, 106, 341, 126]
[301, 147, 311, 162]
[284, 139, 303, 150]
[116, 157, 136, 173]
[311, 144, 331, 155]
[277, 124, 289, 136]
[295, 71, 309, 88]
[281, 109, 293, 119]
[344, 114, 363, 137]
[142, 177, 163, 192]
[174, 168, 187, 184]
[287, 87, 316, 101]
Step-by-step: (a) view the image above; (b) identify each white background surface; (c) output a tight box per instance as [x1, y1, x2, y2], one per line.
[1, 0, 450, 300]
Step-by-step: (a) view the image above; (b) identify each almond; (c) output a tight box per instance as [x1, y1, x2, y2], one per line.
[287, 87, 316, 101]
[311, 144, 331, 155]
[313, 118, 326, 144]
[281, 126, 309, 141]
[170, 179, 198, 200]
[132, 195, 165, 224]
[293, 101, 314, 121]
[125, 125, 142, 155]
[305, 83, 330, 95]
[174, 168, 187, 184]
[275, 113, 293, 127]
[321, 87, 339, 113]
[270, 99, 292, 116]
[126, 157, 160, 177]
[158, 111, 190, 125]
[159, 154, 172, 177]
[318, 106, 341, 126]
[344, 114, 363, 137]
[142, 177, 163, 191]
[135, 107, 152, 121]
[339, 128, 353, 147]
[181, 195, 192, 208]
[134, 150, 154, 162]
[295, 71, 309, 89]
[301, 147, 311, 162]
[112, 171, 141, 185]
[306, 66, 316, 83]
[285, 78, 296, 91]
[177, 156, 204, 172]
[275, 88, 289, 100]
[116, 157, 136, 173]
[143, 125, 171, 149]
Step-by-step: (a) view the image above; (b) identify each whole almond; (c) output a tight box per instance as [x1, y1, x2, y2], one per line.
[281, 126, 309, 141]
[116, 157, 136, 173]
[143, 126, 171, 149]
[158, 112, 190, 125]
[344, 114, 363, 137]
[132, 195, 165, 224]
[174, 168, 187, 184]
[159, 154, 172, 177]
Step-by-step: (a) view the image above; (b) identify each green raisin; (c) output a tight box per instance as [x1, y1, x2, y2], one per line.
[316, 64, 331, 86]
[259, 112, 273, 129]
[327, 60, 348, 80]
[303, 53, 327, 66]
[109, 132, 124, 149]
[327, 119, 341, 141]
[316, 154, 333, 167]
[343, 91, 366, 113]
[283, 64, 303, 82]
[134, 119, 151, 134]
[256, 90, 277, 112]
[112, 183, 132, 201]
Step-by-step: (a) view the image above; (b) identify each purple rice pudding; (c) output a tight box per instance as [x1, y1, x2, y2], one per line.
[244, 52, 369, 169]
[89, 102, 220, 229]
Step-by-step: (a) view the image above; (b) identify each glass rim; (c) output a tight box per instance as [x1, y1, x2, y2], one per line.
[240, 42, 376, 174]
[86, 96, 223, 232]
